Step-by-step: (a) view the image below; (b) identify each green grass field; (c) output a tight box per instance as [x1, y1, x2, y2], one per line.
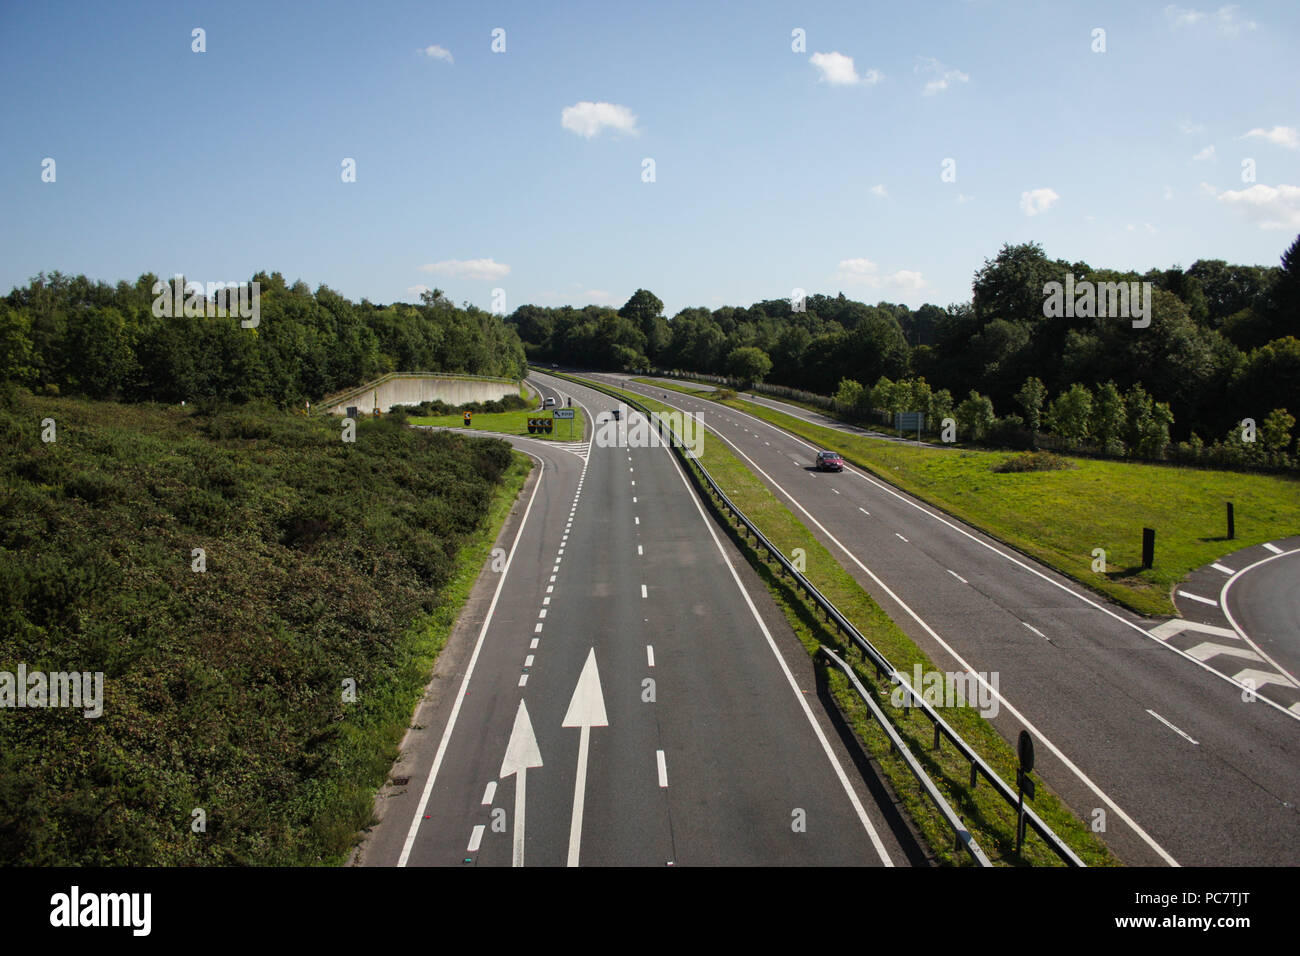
[409, 406, 586, 442]
[642, 383, 1300, 618]
[576, 376, 1116, 866]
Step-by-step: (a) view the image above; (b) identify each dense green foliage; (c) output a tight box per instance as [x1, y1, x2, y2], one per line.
[509, 237, 1300, 459]
[0, 272, 526, 406]
[0, 389, 520, 864]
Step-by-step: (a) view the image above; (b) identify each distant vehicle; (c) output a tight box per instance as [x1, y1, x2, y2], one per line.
[551, 363, 558, 369]
[544, 397, 556, 408]
[815, 450, 844, 472]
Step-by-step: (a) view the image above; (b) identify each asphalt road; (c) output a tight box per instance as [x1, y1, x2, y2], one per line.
[354, 373, 917, 867]
[597, 372, 1300, 867]
[1224, 545, 1300, 685]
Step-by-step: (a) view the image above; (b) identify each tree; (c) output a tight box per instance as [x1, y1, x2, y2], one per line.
[619, 289, 667, 360]
[1092, 381, 1127, 454]
[727, 346, 772, 385]
[955, 390, 995, 442]
[835, 378, 864, 409]
[1265, 233, 1300, 342]
[1261, 408, 1296, 456]
[1015, 376, 1047, 435]
[1047, 383, 1093, 446]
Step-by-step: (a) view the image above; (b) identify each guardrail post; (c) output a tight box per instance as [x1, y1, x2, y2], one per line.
[969, 762, 978, 790]
[933, 722, 941, 752]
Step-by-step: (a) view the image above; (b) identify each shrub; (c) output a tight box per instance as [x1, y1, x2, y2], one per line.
[991, 451, 1076, 473]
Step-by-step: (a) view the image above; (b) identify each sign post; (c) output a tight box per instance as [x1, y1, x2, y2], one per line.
[555, 407, 575, 438]
[1016, 730, 1035, 854]
[463, 411, 472, 428]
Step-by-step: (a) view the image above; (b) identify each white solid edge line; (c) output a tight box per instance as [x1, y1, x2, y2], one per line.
[653, 396, 1179, 866]
[634, 381, 1300, 726]
[658, 433, 894, 866]
[1219, 547, 1300, 685]
[396, 449, 546, 867]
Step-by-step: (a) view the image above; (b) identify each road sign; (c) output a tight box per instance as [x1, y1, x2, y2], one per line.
[894, 411, 925, 435]
[527, 417, 554, 434]
[1018, 729, 1035, 773]
[554, 409, 575, 419]
[463, 411, 472, 427]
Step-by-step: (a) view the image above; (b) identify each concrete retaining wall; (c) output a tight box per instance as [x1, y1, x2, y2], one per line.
[321, 375, 518, 414]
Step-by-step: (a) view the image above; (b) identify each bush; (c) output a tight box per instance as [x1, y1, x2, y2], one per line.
[991, 451, 1076, 473]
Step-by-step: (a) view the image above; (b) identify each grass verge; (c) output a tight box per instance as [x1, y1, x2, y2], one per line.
[666, 387, 1300, 618]
[409, 407, 585, 442]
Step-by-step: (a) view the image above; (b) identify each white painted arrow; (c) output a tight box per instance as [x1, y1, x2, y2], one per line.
[499, 699, 543, 867]
[563, 648, 608, 867]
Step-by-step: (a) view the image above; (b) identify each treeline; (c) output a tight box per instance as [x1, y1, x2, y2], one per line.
[0, 272, 527, 406]
[506, 237, 1300, 458]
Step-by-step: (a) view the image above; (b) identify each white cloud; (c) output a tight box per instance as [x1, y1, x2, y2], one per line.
[1019, 187, 1059, 216]
[916, 57, 969, 95]
[1164, 184, 1175, 200]
[1179, 121, 1206, 135]
[956, 193, 974, 204]
[1215, 5, 1258, 34]
[809, 51, 881, 86]
[1165, 4, 1257, 33]
[1192, 144, 1216, 161]
[835, 258, 878, 279]
[407, 285, 431, 296]
[1242, 125, 1300, 150]
[869, 184, 888, 198]
[1216, 183, 1300, 229]
[1165, 4, 1207, 26]
[1199, 180, 1219, 196]
[1146, 223, 1158, 234]
[422, 45, 453, 64]
[419, 258, 511, 280]
[833, 259, 926, 292]
[560, 101, 638, 138]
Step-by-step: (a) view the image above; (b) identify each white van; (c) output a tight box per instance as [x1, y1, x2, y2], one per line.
[544, 397, 556, 408]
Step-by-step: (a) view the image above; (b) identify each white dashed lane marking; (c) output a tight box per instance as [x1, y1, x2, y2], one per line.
[1147, 709, 1198, 745]
[481, 782, 496, 805]
[656, 750, 668, 788]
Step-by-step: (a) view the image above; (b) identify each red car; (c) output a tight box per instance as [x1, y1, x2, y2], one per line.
[815, 450, 844, 472]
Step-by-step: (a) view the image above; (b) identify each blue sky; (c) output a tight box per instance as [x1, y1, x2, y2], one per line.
[2, 1, 1298, 317]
